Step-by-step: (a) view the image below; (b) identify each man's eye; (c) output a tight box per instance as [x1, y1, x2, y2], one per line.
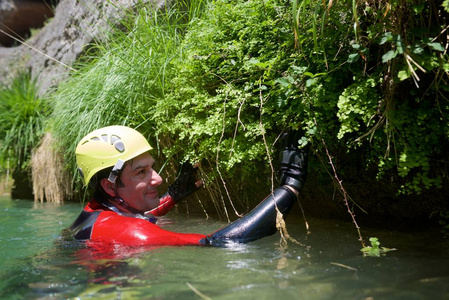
[135, 169, 146, 176]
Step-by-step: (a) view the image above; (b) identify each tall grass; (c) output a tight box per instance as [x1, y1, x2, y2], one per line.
[0, 72, 49, 171]
[0, 72, 50, 199]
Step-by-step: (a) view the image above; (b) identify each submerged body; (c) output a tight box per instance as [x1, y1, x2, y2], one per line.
[69, 187, 297, 247]
[70, 194, 205, 246]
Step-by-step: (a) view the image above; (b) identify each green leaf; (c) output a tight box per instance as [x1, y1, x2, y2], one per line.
[382, 50, 398, 63]
[398, 70, 410, 81]
[306, 78, 317, 87]
[443, 0, 449, 13]
[412, 3, 425, 13]
[275, 77, 291, 87]
[443, 62, 449, 72]
[303, 72, 314, 78]
[412, 46, 424, 54]
[291, 66, 307, 74]
[348, 53, 359, 63]
[427, 42, 444, 52]
[380, 32, 393, 45]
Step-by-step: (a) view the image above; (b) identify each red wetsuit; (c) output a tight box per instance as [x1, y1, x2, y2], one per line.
[69, 194, 206, 247]
[68, 187, 297, 248]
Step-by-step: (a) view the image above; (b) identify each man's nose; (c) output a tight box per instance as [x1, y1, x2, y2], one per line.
[150, 170, 163, 186]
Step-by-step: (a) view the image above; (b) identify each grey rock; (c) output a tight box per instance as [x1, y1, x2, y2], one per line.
[0, 0, 159, 96]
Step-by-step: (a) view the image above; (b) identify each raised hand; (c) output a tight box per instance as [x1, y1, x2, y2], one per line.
[167, 162, 202, 202]
[278, 131, 309, 192]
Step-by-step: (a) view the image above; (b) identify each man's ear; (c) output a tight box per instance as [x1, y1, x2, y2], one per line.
[100, 178, 115, 197]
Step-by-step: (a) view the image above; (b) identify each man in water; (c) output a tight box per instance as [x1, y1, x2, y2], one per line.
[69, 125, 308, 247]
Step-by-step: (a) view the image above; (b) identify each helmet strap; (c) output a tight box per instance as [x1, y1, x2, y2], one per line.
[101, 197, 147, 217]
[110, 179, 144, 215]
[108, 159, 125, 183]
[111, 196, 144, 215]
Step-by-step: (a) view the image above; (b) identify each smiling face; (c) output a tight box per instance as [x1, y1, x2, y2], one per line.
[102, 152, 163, 213]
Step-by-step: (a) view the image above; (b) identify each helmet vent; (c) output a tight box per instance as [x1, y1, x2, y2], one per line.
[114, 140, 125, 152]
[101, 134, 108, 142]
[110, 135, 120, 144]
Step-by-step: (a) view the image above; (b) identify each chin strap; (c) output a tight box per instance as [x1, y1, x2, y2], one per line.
[100, 198, 158, 224]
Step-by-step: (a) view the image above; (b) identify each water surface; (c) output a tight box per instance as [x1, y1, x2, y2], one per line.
[0, 197, 448, 299]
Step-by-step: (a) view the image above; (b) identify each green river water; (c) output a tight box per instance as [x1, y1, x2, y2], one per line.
[0, 197, 448, 299]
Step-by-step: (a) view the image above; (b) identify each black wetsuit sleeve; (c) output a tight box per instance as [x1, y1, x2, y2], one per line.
[200, 186, 297, 246]
[70, 210, 101, 240]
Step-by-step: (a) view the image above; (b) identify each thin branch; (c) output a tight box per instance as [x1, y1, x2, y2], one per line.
[216, 89, 242, 219]
[229, 98, 246, 159]
[323, 138, 365, 246]
[314, 117, 365, 247]
[186, 282, 211, 300]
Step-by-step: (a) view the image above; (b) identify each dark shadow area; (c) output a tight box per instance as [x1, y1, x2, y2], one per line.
[0, 0, 59, 47]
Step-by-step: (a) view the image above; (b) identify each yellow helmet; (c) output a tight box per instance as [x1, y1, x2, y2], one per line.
[75, 125, 153, 186]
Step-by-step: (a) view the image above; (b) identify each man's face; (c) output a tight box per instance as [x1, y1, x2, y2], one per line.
[116, 152, 163, 212]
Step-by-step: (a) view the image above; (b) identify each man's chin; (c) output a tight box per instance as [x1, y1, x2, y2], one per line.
[144, 197, 160, 209]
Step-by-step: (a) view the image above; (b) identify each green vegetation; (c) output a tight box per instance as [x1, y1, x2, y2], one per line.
[0, 72, 50, 198]
[361, 237, 396, 257]
[0, 72, 49, 170]
[1, 0, 448, 226]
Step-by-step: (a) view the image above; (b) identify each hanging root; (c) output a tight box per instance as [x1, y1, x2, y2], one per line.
[297, 196, 311, 234]
[275, 207, 305, 248]
[216, 87, 243, 220]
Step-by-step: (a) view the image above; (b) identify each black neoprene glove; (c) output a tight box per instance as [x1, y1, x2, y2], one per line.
[278, 130, 309, 192]
[167, 162, 202, 202]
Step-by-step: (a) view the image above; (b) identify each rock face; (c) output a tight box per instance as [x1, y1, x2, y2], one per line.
[0, 0, 156, 95]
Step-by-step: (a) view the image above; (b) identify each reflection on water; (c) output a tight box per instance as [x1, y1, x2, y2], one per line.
[0, 197, 448, 299]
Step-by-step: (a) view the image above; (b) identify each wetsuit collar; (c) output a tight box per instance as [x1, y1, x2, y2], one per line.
[100, 198, 157, 223]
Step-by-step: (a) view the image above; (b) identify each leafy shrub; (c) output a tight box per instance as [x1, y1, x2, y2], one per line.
[48, 0, 448, 218]
[155, 0, 298, 176]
